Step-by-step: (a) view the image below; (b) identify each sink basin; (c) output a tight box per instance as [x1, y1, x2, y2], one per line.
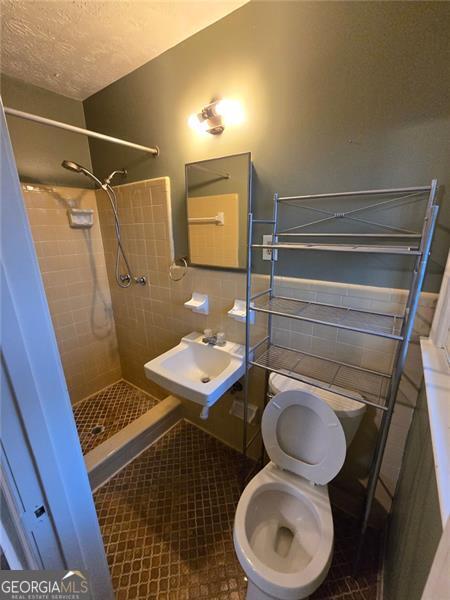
[144, 332, 245, 409]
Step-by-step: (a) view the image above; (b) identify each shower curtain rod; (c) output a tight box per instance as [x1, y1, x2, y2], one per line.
[4, 107, 159, 156]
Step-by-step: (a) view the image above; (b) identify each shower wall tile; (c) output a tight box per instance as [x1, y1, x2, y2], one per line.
[22, 184, 121, 403]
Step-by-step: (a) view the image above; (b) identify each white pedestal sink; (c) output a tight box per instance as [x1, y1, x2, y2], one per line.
[144, 332, 245, 416]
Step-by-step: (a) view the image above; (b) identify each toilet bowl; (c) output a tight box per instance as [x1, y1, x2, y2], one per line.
[234, 389, 350, 599]
[234, 464, 333, 600]
[269, 372, 366, 447]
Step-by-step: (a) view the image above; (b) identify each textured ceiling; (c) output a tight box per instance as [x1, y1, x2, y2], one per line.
[0, 0, 248, 100]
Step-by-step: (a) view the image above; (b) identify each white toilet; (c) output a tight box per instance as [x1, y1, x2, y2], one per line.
[233, 383, 366, 600]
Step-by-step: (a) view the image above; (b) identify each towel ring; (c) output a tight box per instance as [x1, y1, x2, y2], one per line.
[169, 257, 188, 281]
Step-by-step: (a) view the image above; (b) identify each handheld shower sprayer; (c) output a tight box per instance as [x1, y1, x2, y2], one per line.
[61, 160, 144, 288]
[61, 160, 91, 176]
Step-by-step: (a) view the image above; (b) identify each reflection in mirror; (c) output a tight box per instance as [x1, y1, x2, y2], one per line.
[185, 152, 251, 269]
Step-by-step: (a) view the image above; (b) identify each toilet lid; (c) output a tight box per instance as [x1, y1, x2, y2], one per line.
[262, 390, 346, 485]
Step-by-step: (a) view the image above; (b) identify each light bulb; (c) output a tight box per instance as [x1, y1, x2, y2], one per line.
[188, 113, 208, 134]
[214, 99, 245, 126]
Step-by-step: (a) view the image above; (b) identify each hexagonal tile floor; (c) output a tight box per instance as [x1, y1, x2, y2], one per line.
[93, 420, 381, 600]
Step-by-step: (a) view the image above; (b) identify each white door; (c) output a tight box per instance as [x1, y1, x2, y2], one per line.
[1, 309, 65, 570]
[0, 100, 113, 599]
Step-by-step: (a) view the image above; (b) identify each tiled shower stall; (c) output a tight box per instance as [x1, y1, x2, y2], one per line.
[22, 183, 121, 402]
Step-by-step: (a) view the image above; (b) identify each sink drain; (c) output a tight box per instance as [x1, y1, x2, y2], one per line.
[201, 376, 211, 384]
[91, 425, 105, 435]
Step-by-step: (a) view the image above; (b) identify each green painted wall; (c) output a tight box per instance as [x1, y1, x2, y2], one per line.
[384, 384, 443, 599]
[1, 74, 92, 186]
[83, 1, 450, 291]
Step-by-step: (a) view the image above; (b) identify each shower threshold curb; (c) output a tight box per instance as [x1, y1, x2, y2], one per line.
[85, 395, 182, 491]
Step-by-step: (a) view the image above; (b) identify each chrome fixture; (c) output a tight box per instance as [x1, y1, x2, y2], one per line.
[188, 98, 244, 135]
[61, 160, 146, 288]
[134, 276, 147, 286]
[202, 329, 226, 347]
[169, 257, 188, 282]
[104, 169, 127, 186]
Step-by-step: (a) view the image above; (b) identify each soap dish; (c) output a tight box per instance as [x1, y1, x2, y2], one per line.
[184, 292, 209, 314]
[228, 299, 255, 323]
[67, 208, 94, 228]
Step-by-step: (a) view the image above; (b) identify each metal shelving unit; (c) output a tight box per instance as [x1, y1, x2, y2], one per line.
[242, 179, 439, 566]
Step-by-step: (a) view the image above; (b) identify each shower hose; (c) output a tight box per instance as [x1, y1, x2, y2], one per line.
[103, 183, 134, 288]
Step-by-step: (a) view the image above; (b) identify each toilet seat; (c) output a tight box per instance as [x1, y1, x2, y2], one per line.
[262, 390, 346, 485]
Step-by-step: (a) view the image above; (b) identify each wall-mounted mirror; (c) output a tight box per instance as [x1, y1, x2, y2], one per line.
[185, 152, 251, 269]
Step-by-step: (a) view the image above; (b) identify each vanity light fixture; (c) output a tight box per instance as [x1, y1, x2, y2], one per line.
[188, 98, 244, 135]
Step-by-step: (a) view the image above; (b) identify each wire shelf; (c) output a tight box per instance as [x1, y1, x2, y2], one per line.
[251, 344, 391, 410]
[252, 296, 404, 340]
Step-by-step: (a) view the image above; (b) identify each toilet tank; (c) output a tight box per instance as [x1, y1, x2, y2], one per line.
[269, 373, 366, 447]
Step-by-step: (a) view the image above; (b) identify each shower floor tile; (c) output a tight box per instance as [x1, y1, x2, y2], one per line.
[93, 420, 381, 600]
[73, 380, 159, 454]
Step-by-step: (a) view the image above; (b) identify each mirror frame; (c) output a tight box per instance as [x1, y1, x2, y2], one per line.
[184, 151, 252, 271]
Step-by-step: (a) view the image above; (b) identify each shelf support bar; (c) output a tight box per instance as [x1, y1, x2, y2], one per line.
[252, 243, 421, 255]
[278, 185, 431, 201]
[251, 304, 404, 340]
[242, 210, 254, 468]
[245, 430, 261, 453]
[249, 360, 389, 411]
[276, 233, 422, 238]
[354, 196, 439, 570]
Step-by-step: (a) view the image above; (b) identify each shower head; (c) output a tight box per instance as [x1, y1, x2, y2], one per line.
[61, 160, 85, 173]
[61, 160, 103, 188]
[104, 169, 127, 186]
[62, 160, 126, 189]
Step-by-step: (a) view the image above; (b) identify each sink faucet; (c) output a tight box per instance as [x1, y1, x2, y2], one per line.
[202, 329, 226, 347]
